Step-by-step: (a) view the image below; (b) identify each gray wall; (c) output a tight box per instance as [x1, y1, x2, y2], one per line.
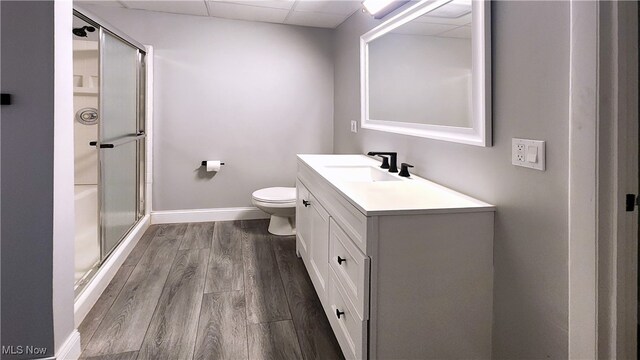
[334, 2, 570, 358]
[85, 6, 334, 211]
[1, 1, 55, 358]
[369, 33, 471, 127]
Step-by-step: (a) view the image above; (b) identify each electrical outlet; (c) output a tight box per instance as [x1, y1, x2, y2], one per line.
[512, 138, 545, 171]
[351, 120, 358, 133]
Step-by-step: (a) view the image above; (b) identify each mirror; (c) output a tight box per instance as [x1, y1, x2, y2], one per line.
[361, 0, 491, 146]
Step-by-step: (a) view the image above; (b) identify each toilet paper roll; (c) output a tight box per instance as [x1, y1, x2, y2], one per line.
[205, 160, 222, 172]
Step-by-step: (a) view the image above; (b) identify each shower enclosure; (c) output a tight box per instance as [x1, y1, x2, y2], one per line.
[73, 10, 147, 296]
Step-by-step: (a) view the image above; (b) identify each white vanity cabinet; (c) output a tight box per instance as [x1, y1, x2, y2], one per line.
[295, 154, 495, 360]
[296, 179, 330, 302]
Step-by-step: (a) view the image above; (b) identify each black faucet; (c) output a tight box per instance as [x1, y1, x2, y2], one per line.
[370, 154, 390, 169]
[367, 152, 398, 173]
[399, 163, 414, 177]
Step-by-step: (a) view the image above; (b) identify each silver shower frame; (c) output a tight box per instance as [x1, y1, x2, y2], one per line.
[74, 7, 146, 52]
[73, 7, 147, 263]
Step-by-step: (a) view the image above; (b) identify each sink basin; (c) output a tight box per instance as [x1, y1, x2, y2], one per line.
[323, 165, 401, 182]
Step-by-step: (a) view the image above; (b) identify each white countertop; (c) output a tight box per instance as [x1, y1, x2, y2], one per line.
[297, 154, 495, 216]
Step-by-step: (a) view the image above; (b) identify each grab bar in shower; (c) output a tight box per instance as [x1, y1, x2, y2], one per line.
[89, 132, 145, 149]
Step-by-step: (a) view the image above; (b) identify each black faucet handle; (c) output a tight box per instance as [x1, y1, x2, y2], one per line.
[367, 151, 398, 173]
[399, 163, 414, 177]
[374, 155, 390, 169]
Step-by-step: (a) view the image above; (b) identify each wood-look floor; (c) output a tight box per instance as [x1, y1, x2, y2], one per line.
[79, 220, 344, 360]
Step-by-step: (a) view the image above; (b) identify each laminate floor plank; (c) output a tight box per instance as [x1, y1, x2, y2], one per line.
[240, 219, 270, 232]
[242, 221, 292, 324]
[272, 237, 344, 360]
[137, 248, 210, 360]
[80, 225, 162, 349]
[82, 224, 186, 357]
[121, 225, 160, 267]
[204, 221, 244, 293]
[81, 220, 344, 360]
[194, 291, 248, 360]
[82, 351, 138, 360]
[79, 265, 135, 350]
[247, 320, 303, 360]
[180, 222, 215, 250]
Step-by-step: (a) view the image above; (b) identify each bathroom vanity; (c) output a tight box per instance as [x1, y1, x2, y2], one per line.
[295, 154, 495, 359]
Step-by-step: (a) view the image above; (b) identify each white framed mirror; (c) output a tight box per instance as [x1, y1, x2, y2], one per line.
[360, 0, 491, 146]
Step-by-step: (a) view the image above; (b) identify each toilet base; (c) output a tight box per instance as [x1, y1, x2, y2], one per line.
[268, 215, 296, 236]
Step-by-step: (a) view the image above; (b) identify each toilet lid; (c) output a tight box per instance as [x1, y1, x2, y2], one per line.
[252, 187, 296, 204]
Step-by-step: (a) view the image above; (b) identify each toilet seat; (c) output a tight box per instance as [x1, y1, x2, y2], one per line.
[252, 187, 296, 204]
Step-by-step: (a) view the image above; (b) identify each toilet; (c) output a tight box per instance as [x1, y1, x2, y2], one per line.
[251, 187, 296, 236]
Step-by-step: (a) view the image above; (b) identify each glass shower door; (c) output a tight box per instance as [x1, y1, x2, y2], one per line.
[99, 30, 145, 258]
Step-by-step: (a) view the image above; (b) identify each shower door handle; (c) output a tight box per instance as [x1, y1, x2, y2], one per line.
[90, 132, 145, 148]
[89, 141, 115, 149]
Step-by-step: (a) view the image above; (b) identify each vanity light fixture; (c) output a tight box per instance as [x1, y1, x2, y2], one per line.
[362, 0, 409, 19]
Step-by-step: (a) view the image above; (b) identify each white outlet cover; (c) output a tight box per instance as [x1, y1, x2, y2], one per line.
[351, 120, 358, 133]
[512, 138, 545, 171]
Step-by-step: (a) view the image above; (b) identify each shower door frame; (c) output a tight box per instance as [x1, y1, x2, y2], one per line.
[73, 5, 154, 328]
[73, 9, 148, 264]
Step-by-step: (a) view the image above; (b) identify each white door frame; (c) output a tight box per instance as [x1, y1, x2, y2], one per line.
[568, 1, 638, 358]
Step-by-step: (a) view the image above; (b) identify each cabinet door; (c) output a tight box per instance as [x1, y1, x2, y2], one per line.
[296, 179, 310, 261]
[308, 194, 330, 302]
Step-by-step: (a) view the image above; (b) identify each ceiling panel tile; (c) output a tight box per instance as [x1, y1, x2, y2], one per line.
[390, 21, 457, 36]
[206, 1, 289, 23]
[437, 25, 471, 39]
[294, 0, 361, 16]
[211, 0, 295, 10]
[284, 10, 345, 28]
[121, 1, 209, 16]
[415, 12, 471, 26]
[427, 2, 470, 19]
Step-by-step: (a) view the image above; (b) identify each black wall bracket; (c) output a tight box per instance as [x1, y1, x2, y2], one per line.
[1, 93, 12, 105]
[625, 193, 638, 211]
[201, 161, 225, 166]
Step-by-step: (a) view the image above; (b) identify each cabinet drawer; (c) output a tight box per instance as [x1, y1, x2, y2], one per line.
[327, 267, 367, 360]
[329, 219, 370, 320]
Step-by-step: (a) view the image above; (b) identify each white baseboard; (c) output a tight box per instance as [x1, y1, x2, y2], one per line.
[74, 215, 150, 328]
[55, 329, 81, 360]
[151, 206, 269, 224]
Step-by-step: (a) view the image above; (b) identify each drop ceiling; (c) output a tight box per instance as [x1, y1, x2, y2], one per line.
[77, 0, 365, 29]
[390, 11, 471, 38]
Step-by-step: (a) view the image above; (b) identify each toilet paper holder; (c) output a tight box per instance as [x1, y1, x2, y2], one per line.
[201, 161, 225, 166]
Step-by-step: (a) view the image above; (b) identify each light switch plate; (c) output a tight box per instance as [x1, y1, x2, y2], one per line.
[351, 120, 358, 133]
[512, 138, 545, 171]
